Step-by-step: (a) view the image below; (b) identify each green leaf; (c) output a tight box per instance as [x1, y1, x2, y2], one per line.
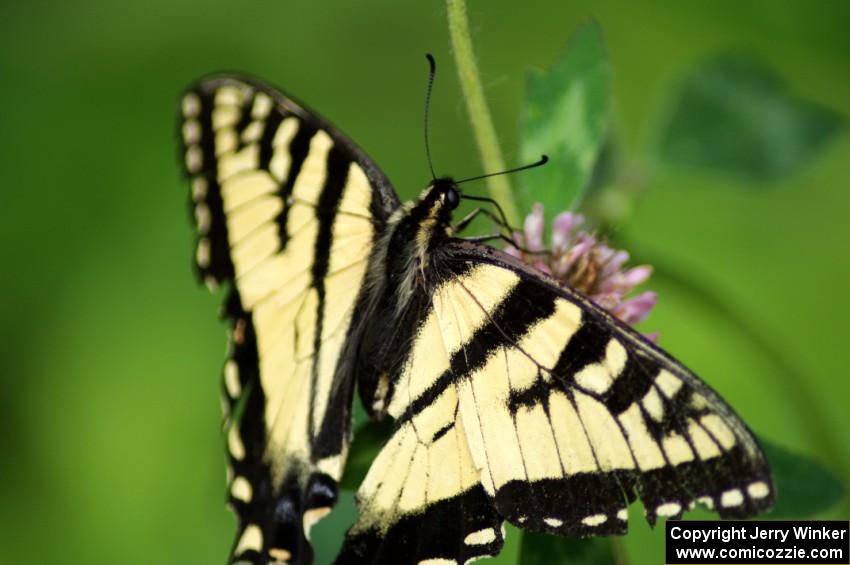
[339, 419, 393, 491]
[761, 437, 845, 517]
[520, 532, 623, 565]
[658, 54, 844, 182]
[520, 22, 611, 223]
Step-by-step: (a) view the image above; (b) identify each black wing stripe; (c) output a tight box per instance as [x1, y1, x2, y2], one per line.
[603, 350, 656, 415]
[258, 109, 284, 170]
[275, 121, 318, 250]
[394, 277, 554, 427]
[307, 144, 351, 439]
[551, 315, 609, 377]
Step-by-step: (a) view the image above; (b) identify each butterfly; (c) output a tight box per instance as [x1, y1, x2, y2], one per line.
[179, 68, 774, 564]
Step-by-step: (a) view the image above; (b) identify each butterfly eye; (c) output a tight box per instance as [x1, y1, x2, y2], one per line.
[444, 186, 460, 210]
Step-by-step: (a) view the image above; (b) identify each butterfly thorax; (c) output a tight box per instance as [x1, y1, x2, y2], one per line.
[355, 179, 460, 417]
[382, 179, 459, 306]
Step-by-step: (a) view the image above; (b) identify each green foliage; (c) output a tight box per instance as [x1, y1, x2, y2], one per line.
[520, 22, 611, 223]
[761, 437, 845, 517]
[340, 419, 394, 491]
[658, 54, 844, 182]
[521, 532, 620, 565]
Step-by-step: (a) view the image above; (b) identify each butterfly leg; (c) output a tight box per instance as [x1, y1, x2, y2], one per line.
[453, 206, 518, 240]
[459, 194, 515, 232]
[452, 207, 488, 234]
[461, 233, 549, 255]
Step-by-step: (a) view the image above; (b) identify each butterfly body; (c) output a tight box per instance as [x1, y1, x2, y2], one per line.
[179, 74, 773, 565]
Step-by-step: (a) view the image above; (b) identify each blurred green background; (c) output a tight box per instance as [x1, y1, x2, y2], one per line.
[1, 1, 848, 563]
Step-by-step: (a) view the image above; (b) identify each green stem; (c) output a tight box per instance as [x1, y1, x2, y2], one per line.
[445, 0, 519, 225]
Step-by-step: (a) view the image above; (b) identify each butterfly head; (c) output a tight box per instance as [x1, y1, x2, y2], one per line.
[411, 177, 462, 227]
[430, 177, 461, 211]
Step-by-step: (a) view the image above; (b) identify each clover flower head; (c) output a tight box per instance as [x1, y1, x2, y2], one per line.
[505, 203, 657, 336]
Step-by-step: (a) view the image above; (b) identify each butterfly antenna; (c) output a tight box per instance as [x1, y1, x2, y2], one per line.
[424, 53, 437, 181]
[456, 155, 549, 184]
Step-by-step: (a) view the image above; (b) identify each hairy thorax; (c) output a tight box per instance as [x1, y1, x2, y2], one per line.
[356, 181, 458, 417]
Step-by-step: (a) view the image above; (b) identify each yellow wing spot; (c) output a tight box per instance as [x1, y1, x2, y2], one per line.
[241, 120, 264, 144]
[191, 177, 207, 202]
[691, 393, 708, 410]
[700, 414, 736, 449]
[235, 524, 263, 554]
[269, 118, 299, 181]
[721, 488, 744, 507]
[252, 92, 273, 119]
[656, 502, 681, 517]
[196, 238, 211, 268]
[182, 119, 200, 144]
[419, 560, 455, 565]
[464, 528, 497, 546]
[194, 202, 211, 233]
[616, 508, 628, 521]
[655, 370, 682, 398]
[224, 360, 241, 398]
[582, 514, 607, 526]
[697, 496, 714, 509]
[748, 481, 770, 499]
[182, 92, 201, 118]
[215, 85, 249, 107]
[291, 131, 334, 204]
[228, 426, 246, 460]
[268, 547, 291, 562]
[544, 517, 563, 527]
[574, 364, 614, 395]
[604, 339, 627, 376]
[230, 476, 252, 502]
[662, 432, 695, 465]
[642, 387, 664, 422]
[185, 145, 202, 173]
